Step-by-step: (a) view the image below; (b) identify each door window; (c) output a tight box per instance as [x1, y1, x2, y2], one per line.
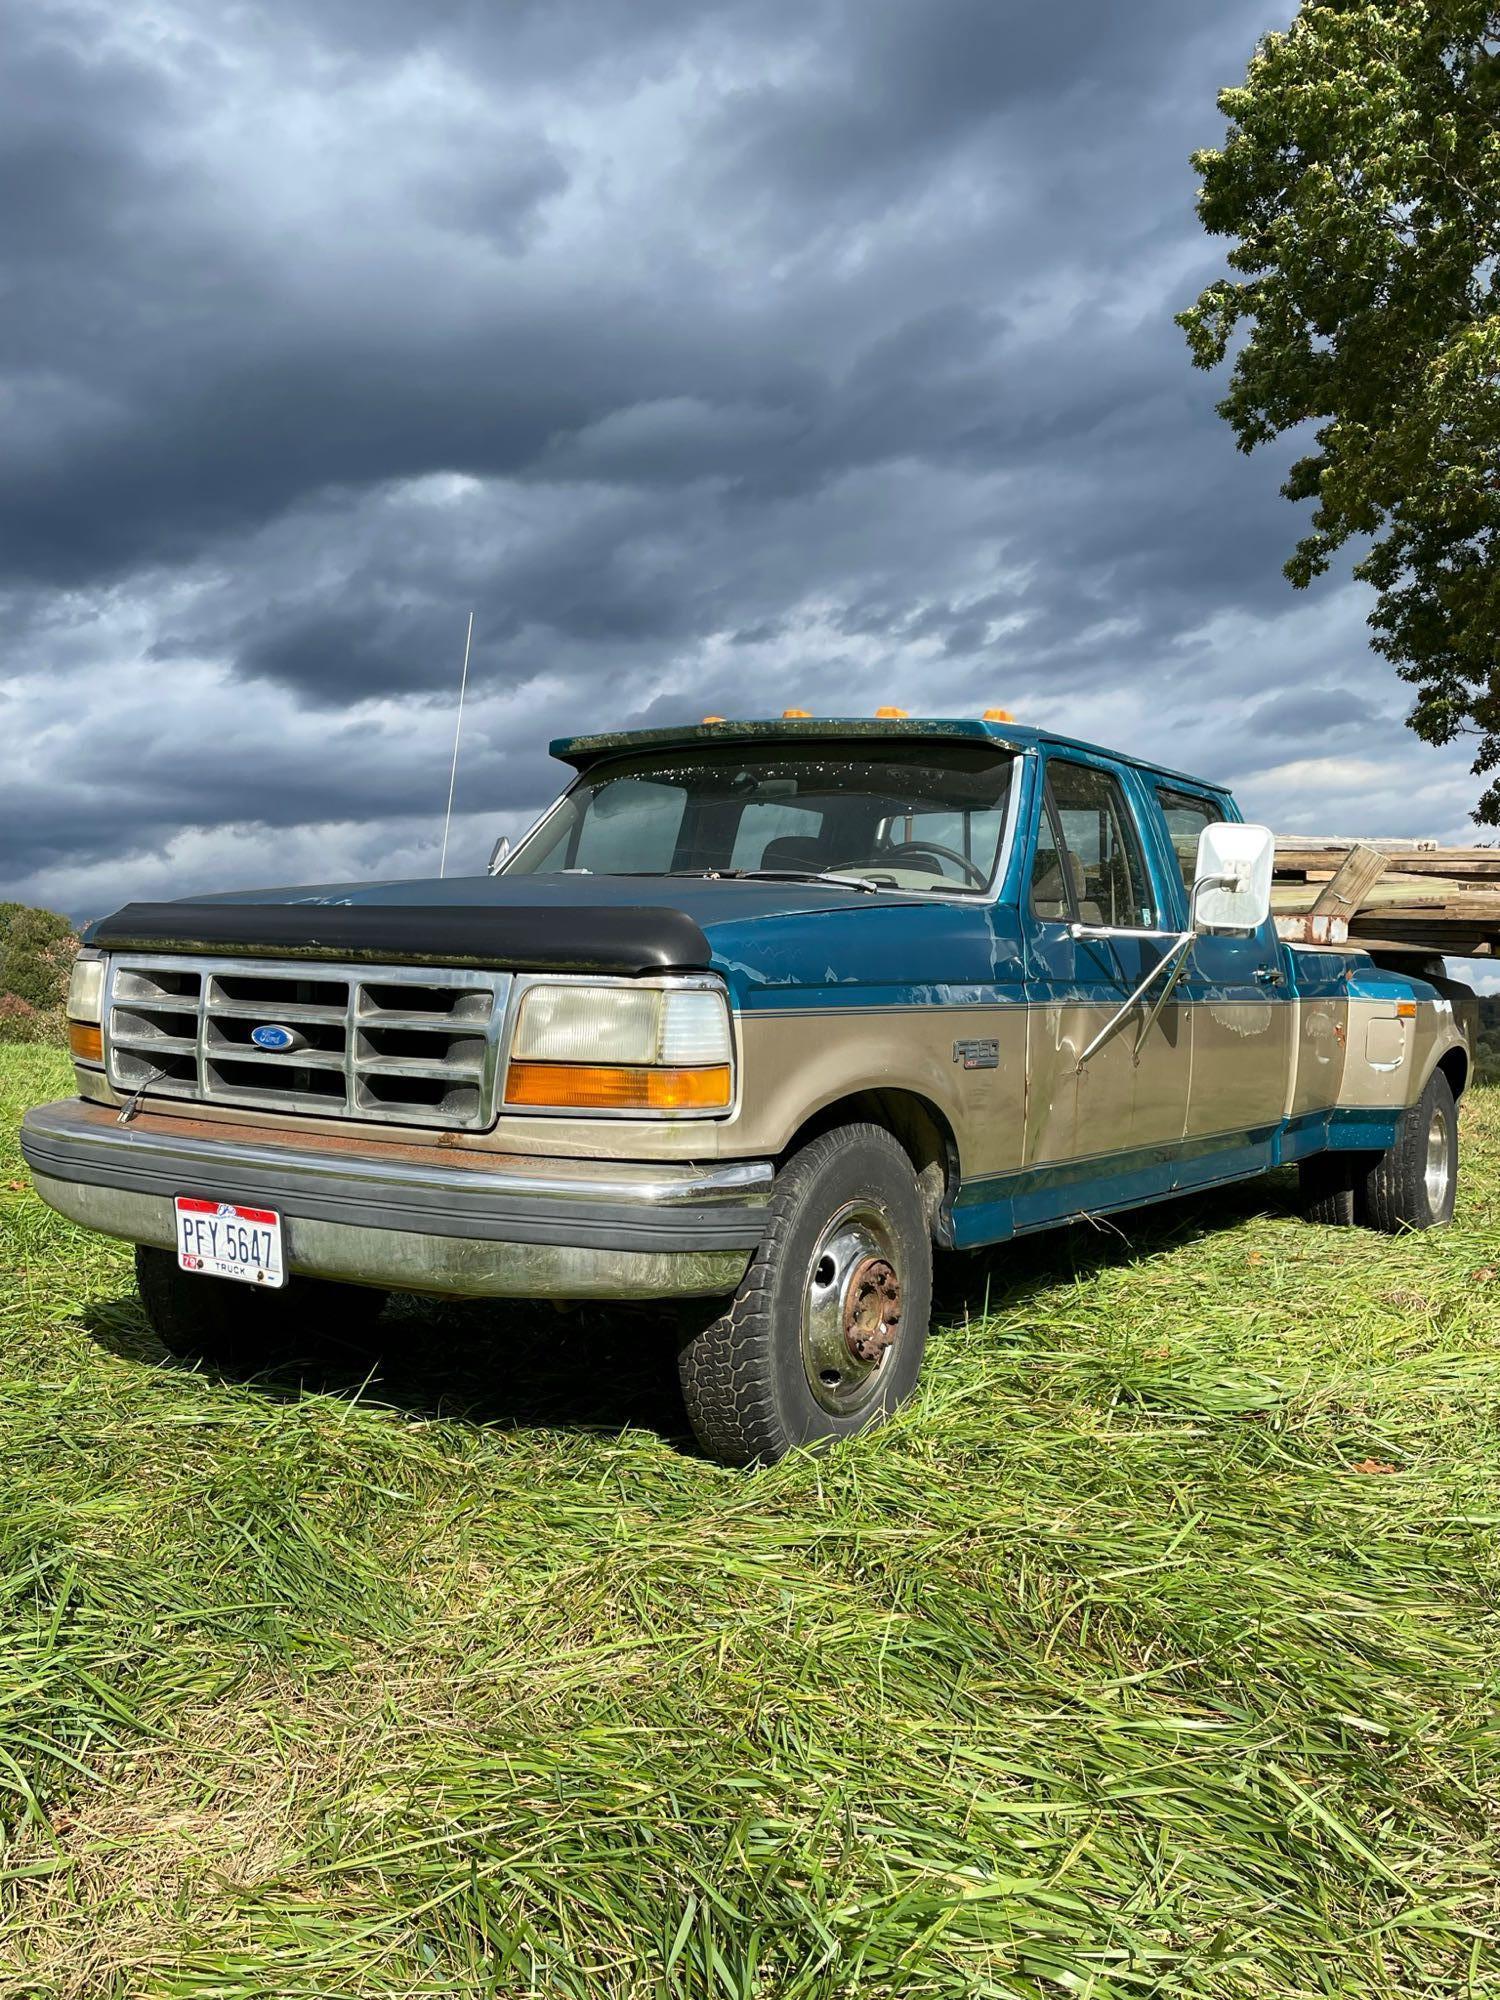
[1156, 787, 1225, 894]
[1032, 761, 1154, 928]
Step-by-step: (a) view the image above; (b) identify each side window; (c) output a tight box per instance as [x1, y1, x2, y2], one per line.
[1156, 787, 1225, 894]
[1037, 761, 1154, 928]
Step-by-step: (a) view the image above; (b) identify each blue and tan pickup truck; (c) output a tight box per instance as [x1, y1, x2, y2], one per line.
[22, 716, 1477, 1463]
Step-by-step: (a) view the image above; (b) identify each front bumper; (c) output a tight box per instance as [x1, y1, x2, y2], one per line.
[20, 1098, 770, 1299]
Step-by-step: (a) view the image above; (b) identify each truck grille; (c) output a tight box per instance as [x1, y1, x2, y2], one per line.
[103, 955, 513, 1131]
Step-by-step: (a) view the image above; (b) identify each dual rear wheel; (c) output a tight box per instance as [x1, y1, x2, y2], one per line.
[1299, 1068, 1458, 1233]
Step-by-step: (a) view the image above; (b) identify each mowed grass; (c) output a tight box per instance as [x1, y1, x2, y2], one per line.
[1, 1047, 1498, 1999]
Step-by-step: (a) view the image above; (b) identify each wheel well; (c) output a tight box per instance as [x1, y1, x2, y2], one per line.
[780, 1090, 959, 1242]
[1437, 1046, 1470, 1101]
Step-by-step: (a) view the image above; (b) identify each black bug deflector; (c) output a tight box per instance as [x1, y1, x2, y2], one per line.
[90, 901, 714, 975]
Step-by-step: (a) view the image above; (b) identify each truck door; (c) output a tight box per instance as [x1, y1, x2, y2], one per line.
[1153, 783, 1294, 1155]
[1021, 755, 1190, 1194]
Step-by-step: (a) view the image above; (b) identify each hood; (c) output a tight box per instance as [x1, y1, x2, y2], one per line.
[85, 872, 926, 978]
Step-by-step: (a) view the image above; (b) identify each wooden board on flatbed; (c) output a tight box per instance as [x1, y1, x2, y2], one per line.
[1273, 836, 1500, 958]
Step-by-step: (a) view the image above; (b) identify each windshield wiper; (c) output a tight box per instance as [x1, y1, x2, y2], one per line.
[664, 868, 884, 894]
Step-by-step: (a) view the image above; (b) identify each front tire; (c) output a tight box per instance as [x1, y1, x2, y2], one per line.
[677, 1123, 931, 1467]
[135, 1245, 388, 1371]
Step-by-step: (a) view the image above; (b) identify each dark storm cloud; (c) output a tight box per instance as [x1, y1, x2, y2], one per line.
[4, 0, 1483, 920]
[704, 0, 1219, 211]
[1248, 688, 1383, 738]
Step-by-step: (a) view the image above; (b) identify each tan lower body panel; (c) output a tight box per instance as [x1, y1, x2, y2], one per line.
[75, 992, 1466, 1190]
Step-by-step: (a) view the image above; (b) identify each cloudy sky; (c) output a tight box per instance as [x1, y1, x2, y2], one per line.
[2, 0, 1490, 931]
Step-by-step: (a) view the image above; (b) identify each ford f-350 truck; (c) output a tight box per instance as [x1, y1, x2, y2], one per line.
[22, 717, 1477, 1464]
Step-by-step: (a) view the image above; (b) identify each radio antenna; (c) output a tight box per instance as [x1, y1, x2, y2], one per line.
[439, 610, 475, 879]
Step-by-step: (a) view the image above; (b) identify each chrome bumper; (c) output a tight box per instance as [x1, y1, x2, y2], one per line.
[20, 1098, 770, 1300]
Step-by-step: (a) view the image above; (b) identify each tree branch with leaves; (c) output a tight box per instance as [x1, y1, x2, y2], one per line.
[1180, 0, 1500, 818]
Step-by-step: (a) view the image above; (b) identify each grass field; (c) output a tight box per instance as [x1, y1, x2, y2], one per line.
[2, 1045, 1498, 1998]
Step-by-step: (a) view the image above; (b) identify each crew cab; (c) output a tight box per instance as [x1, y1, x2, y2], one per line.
[22, 717, 1476, 1464]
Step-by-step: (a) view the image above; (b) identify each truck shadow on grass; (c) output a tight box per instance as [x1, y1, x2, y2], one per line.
[80, 1171, 1306, 1448]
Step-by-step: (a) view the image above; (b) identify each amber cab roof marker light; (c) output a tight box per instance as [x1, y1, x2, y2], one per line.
[874, 706, 909, 718]
[781, 708, 812, 718]
[984, 708, 1015, 722]
[700, 715, 726, 724]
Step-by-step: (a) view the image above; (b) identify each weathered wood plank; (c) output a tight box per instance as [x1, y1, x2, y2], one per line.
[1275, 839, 1500, 880]
[1307, 843, 1390, 922]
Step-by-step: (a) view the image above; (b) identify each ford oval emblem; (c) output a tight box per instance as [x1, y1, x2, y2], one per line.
[250, 1023, 300, 1052]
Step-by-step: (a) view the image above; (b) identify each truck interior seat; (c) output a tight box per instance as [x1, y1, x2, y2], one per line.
[757, 836, 833, 874]
[1034, 852, 1094, 922]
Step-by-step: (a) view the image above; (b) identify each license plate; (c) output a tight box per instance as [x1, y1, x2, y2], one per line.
[174, 1195, 286, 1288]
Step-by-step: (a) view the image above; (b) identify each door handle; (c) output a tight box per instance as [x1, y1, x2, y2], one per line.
[1254, 964, 1285, 986]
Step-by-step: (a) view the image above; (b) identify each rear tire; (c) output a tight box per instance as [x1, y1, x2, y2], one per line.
[1362, 1067, 1458, 1234]
[1297, 1068, 1459, 1236]
[677, 1123, 931, 1467]
[1298, 1151, 1368, 1227]
[135, 1245, 388, 1371]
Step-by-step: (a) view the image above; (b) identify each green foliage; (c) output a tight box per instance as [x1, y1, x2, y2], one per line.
[2, 1043, 1500, 1994]
[1180, 1, 1500, 818]
[1476, 993, 1500, 1078]
[0, 902, 77, 1043]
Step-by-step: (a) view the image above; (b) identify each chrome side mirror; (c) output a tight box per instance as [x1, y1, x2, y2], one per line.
[487, 835, 511, 876]
[1193, 822, 1275, 934]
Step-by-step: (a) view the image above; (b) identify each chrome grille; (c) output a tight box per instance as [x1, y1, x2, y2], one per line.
[103, 954, 513, 1131]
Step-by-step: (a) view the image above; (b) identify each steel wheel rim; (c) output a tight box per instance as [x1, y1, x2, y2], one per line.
[800, 1200, 903, 1417]
[1424, 1104, 1451, 1212]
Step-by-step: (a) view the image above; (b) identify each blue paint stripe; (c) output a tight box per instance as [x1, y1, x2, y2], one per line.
[947, 1107, 1401, 1249]
[736, 986, 1300, 1013]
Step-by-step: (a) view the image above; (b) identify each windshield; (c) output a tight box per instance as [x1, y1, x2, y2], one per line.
[503, 742, 1017, 892]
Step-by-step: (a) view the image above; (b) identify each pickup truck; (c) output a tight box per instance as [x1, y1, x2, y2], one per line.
[22, 716, 1477, 1464]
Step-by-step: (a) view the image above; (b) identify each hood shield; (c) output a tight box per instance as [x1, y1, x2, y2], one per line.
[89, 900, 713, 975]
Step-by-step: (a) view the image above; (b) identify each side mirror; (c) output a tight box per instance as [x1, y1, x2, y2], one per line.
[487, 835, 511, 876]
[1192, 822, 1274, 934]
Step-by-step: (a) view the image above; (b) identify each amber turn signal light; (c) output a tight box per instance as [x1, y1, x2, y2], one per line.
[504, 1062, 732, 1112]
[68, 1020, 104, 1065]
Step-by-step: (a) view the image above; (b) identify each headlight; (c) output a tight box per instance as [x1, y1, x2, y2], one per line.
[68, 953, 104, 1024]
[505, 982, 734, 1114]
[67, 952, 105, 1066]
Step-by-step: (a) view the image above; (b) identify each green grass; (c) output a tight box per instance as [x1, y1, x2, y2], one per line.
[2, 1044, 1498, 1999]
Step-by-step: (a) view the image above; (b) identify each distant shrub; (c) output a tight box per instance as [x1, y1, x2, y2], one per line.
[0, 903, 78, 1044]
[1478, 996, 1500, 1085]
[0, 993, 65, 1046]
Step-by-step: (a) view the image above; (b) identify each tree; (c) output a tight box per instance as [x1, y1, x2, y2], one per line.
[1180, 1, 1500, 819]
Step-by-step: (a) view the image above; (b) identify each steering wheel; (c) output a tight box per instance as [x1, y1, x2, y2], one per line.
[839, 839, 989, 888]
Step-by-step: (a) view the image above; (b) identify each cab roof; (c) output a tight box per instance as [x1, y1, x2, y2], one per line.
[550, 716, 1223, 794]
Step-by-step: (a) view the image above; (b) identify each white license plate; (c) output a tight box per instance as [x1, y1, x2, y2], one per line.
[174, 1195, 286, 1288]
